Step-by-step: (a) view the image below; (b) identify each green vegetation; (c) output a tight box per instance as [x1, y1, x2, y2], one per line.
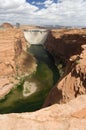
[34, 61, 53, 86]
[57, 64, 64, 77]
[75, 59, 80, 64]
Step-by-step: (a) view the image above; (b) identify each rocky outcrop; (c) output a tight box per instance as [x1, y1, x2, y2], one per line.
[0, 28, 36, 99]
[0, 95, 86, 130]
[43, 29, 86, 106]
[1, 22, 14, 28]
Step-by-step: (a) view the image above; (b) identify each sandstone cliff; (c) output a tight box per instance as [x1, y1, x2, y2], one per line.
[0, 28, 36, 99]
[45, 29, 86, 61]
[0, 95, 86, 130]
[43, 29, 86, 106]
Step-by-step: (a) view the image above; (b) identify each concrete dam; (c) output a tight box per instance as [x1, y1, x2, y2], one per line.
[23, 29, 49, 45]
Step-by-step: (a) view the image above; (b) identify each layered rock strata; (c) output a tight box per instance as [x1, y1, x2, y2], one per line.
[43, 29, 86, 106]
[0, 28, 36, 99]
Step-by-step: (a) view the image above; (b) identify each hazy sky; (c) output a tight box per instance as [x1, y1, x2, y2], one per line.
[0, 0, 86, 26]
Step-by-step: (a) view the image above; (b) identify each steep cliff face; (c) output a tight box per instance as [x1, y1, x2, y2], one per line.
[0, 28, 36, 99]
[45, 29, 86, 61]
[43, 29, 86, 106]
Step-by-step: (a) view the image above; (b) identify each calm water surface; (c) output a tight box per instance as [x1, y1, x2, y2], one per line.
[0, 45, 59, 114]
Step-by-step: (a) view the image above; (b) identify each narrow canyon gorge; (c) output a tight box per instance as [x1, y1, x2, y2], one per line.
[0, 24, 86, 130]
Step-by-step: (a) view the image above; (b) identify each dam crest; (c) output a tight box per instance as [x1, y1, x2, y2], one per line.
[23, 29, 49, 45]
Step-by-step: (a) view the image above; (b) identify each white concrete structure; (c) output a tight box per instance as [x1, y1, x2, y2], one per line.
[23, 29, 49, 45]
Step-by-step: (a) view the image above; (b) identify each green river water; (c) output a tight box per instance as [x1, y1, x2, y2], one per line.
[0, 45, 59, 114]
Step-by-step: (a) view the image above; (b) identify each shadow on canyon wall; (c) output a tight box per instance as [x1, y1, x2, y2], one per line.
[43, 30, 86, 107]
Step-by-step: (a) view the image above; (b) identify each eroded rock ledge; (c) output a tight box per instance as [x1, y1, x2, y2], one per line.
[0, 95, 86, 130]
[43, 29, 86, 106]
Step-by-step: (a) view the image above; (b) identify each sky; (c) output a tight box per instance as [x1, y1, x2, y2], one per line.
[0, 0, 86, 26]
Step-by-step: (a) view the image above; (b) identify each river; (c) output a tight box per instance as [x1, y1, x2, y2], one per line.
[0, 45, 59, 114]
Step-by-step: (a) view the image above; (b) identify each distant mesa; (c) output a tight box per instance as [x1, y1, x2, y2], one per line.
[1, 22, 14, 28]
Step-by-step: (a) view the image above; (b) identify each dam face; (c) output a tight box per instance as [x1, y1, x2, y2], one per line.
[23, 29, 49, 45]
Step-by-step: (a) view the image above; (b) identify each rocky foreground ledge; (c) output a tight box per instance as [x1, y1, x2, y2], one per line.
[0, 95, 86, 130]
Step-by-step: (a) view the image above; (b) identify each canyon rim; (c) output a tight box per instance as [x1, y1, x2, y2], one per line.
[0, 23, 86, 129]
